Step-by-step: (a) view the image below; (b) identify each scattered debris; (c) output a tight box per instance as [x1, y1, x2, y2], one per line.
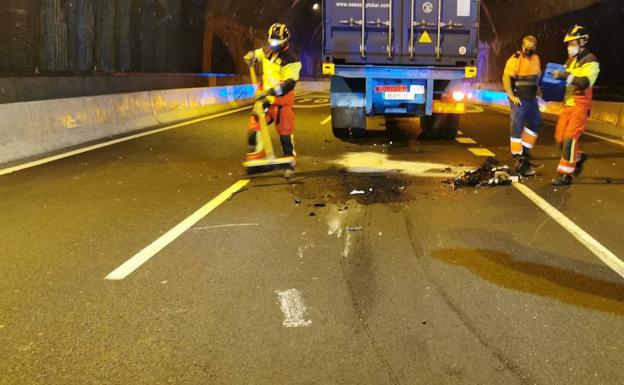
[309, 212, 316, 217]
[347, 226, 362, 232]
[295, 197, 302, 204]
[446, 157, 517, 189]
[350, 189, 366, 195]
[314, 203, 326, 208]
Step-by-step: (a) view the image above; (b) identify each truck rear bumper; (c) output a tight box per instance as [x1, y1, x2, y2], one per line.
[331, 65, 467, 116]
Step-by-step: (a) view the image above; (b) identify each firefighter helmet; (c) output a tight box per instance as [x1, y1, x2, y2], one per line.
[268, 23, 291, 49]
[564, 25, 589, 43]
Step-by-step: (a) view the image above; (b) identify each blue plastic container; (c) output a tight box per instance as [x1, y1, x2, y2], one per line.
[540, 63, 566, 102]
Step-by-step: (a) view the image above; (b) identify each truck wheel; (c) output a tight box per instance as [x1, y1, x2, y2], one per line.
[330, 107, 366, 139]
[420, 113, 459, 139]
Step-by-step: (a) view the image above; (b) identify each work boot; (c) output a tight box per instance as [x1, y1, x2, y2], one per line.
[551, 174, 572, 186]
[515, 157, 536, 177]
[573, 153, 588, 177]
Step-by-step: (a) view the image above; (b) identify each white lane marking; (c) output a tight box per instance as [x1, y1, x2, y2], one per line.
[192, 223, 259, 231]
[455, 137, 477, 144]
[0, 105, 253, 177]
[513, 182, 624, 279]
[276, 289, 312, 328]
[585, 132, 624, 148]
[105, 180, 250, 280]
[320, 115, 332, 125]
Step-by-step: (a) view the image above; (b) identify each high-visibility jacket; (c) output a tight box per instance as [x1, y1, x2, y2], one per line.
[504, 51, 541, 99]
[252, 46, 302, 97]
[563, 50, 600, 107]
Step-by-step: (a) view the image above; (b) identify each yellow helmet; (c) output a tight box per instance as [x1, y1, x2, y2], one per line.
[564, 25, 589, 43]
[268, 23, 291, 49]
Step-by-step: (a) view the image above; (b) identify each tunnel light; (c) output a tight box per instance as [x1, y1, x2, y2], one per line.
[313, 3, 320, 11]
[467, 92, 474, 100]
[452, 91, 466, 102]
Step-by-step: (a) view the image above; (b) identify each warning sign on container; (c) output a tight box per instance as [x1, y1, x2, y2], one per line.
[419, 31, 432, 44]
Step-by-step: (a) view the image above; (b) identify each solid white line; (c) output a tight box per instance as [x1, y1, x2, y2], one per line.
[0, 105, 253, 177]
[192, 223, 259, 231]
[513, 182, 624, 279]
[105, 179, 250, 280]
[276, 288, 312, 328]
[321, 115, 332, 125]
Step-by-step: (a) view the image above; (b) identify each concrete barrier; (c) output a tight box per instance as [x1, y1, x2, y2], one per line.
[472, 87, 624, 140]
[0, 83, 256, 166]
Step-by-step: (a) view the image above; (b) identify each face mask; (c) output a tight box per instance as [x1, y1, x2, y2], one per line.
[523, 48, 535, 57]
[567, 46, 579, 57]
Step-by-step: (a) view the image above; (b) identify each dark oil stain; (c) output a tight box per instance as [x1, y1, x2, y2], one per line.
[288, 167, 438, 205]
[431, 248, 624, 316]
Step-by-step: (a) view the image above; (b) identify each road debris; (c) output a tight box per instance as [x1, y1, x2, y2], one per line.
[346, 226, 362, 232]
[350, 189, 366, 195]
[446, 157, 517, 189]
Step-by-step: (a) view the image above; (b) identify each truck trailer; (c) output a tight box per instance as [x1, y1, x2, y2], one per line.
[322, 0, 480, 139]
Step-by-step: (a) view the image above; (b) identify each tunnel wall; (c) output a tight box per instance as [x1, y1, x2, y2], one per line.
[0, 0, 207, 74]
[0, 74, 249, 104]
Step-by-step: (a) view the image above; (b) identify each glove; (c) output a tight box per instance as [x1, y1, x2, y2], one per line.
[244, 51, 256, 66]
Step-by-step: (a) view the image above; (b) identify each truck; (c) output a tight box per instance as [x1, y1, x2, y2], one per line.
[322, 0, 480, 139]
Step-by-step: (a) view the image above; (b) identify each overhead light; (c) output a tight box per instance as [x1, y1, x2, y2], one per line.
[313, 3, 320, 11]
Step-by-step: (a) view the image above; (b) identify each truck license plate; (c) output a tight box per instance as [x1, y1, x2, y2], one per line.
[383, 85, 425, 100]
[384, 92, 415, 100]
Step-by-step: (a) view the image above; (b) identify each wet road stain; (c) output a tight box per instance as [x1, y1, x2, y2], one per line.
[432, 248, 624, 316]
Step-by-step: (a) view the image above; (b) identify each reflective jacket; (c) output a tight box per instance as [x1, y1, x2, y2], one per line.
[253, 46, 302, 100]
[504, 51, 541, 99]
[563, 50, 600, 107]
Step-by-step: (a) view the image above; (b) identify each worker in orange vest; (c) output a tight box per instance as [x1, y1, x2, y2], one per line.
[502, 35, 542, 177]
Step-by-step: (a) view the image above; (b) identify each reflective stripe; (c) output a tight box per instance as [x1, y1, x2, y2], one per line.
[523, 127, 538, 137]
[522, 141, 534, 149]
[557, 164, 576, 175]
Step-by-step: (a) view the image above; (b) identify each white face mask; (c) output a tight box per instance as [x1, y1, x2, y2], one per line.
[567, 46, 580, 57]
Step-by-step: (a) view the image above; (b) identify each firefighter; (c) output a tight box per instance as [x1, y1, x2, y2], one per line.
[551, 25, 600, 186]
[244, 23, 302, 175]
[502, 35, 542, 176]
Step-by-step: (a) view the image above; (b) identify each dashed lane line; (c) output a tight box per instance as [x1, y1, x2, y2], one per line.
[468, 148, 497, 157]
[105, 179, 250, 280]
[456, 137, 478, 144]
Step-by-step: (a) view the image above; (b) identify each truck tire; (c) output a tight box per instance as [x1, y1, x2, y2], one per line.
[330, 106, 366, 139]
[420, 113, 459, 139]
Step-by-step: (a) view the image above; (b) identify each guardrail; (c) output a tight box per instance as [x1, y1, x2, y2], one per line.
[0, 83, 256, 166]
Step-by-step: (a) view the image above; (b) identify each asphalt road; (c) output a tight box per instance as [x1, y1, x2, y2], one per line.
[1, 91, 624, 385]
